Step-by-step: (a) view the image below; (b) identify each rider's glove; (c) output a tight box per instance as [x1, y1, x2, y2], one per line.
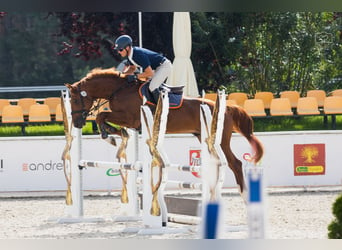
[127, 74, 137, 83]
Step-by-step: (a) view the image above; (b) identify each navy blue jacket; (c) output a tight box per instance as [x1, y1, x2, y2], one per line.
[128, 47, 165, 71]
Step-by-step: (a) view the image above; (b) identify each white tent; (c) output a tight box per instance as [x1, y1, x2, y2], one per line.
[168, 12, 199, 97]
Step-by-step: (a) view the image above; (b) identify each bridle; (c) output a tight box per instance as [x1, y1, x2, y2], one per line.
[70, 78, 139, 123]
[70, 84, 90, 121]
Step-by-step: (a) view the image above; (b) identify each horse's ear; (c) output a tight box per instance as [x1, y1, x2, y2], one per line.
[65, 83, 73, 90]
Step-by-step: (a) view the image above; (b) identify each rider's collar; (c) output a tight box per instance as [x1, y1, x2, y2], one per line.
[127, 46, 133, 61]
[127, 46, 139, 67]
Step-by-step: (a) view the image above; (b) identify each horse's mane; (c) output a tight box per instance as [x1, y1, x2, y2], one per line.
[82, 67, 121, 81]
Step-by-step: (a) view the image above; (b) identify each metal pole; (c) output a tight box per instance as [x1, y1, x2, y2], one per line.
[138, 12, 143, 73]
[138, 12, 142, 48]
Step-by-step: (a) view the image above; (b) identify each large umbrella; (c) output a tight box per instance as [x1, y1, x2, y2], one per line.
[168, 12, 199, 97]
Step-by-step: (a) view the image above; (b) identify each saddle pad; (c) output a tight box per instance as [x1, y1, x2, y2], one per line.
[139, 82, 183, 109]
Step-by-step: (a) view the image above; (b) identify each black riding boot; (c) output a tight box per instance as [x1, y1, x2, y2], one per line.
[151, 89, 160, 104]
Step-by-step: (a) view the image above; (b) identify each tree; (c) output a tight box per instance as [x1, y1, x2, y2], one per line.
[54, 12, 174, 63]
[0, 12, 340, 98]
[191, 12, 341, 95]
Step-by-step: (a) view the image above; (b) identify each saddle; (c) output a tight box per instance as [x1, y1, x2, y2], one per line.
[139, 82, 184, 109]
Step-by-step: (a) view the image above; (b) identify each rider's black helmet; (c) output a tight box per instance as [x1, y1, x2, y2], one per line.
[114, 35, 132, 51]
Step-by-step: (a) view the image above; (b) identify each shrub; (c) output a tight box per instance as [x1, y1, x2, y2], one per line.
[328, 193, 342, 238]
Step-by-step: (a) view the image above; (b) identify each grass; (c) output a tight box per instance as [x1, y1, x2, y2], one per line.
[253, 114, 342, 132]
[0, 122, 96, 137]
[0, 115, 341, 137]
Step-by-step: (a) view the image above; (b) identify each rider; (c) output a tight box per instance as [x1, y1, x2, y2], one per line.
[113, 34, 172, 103]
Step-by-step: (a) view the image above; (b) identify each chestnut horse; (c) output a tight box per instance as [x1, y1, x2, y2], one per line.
[65, 68, 263, 199]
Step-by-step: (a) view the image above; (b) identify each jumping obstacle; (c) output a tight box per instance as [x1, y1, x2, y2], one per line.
[78, 128, 142, 222]
[133, 89, 227, 237]
[54, 89, 141, 223]
[50, 90, 103, 223]
[57, 88, 265, 239]
[199, 90, 228, 239]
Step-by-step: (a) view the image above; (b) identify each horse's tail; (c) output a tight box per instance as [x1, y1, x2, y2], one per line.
[227, 105, 264, 163]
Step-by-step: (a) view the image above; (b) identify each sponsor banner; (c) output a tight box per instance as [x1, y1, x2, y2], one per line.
[0, 131, 342, 192]
[294, 144, 325, 176]
[189, 148, 201, 178]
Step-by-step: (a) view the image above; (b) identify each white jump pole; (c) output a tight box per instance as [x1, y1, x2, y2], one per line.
[139, 90, 174, 232]
[54, 90, 103, 223]
[63, 89, 84, 219]
[243, 153, 266, 239]
[137, 90, 228, 236]
[200, 90, 227, 239]
[130, 91, 194, 235]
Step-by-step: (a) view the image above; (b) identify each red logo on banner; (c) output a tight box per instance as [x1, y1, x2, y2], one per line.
[189, 149, 201, 178]
[294, 144, 325, 176]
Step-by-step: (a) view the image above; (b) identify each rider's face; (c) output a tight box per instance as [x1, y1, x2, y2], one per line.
[118, 46, 129, 57]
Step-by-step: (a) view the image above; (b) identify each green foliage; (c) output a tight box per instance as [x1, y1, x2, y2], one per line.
[0, 122, 95, 137]
[253, 115, 342, 132]
[328, 193, 342, 239]
[1, 115, 342, 137]
[0, 12, 340, 99]
[191, 12, 341, 96]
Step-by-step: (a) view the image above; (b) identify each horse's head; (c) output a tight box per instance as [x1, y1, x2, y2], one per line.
[65, 82, 94, 128]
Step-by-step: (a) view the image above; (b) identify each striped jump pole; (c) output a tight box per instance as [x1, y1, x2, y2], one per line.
[243, 153, 266, 239]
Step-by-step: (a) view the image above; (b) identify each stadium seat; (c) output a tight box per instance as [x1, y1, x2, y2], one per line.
[0, 99, 10, 117]
[17, 98, 37, 116]
[204, 93, 217, 102]
[280, 91, 300, 109]
[330, 89, 342, 97]
[270, 98, 293, 116]
[323, 96, 342, 114]
[306, 90, 326, 108]
[243, 99, 266, 117]
[254, 91, 274, 109]
[296, 97, 320, 115]
[227, 92, 248, 107]
[55, 104, 63, 122]
[226, 99, 237, 106]
[44, 97, 61, 116]
[28, 104, 51, 122]
[1, 105, 25, 123]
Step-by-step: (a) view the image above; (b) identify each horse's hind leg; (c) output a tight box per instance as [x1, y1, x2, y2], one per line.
[225, 149, 248, 203]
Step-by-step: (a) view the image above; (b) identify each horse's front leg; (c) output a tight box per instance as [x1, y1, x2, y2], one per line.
[96, 111, 122, 146]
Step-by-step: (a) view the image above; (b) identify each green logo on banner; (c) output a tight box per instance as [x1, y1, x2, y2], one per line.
[106, 168, 120, 176]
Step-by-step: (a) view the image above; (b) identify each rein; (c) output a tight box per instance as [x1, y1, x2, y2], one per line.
[107, 79, 139, 100]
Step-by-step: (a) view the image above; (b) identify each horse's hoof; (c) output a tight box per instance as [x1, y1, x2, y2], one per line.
[103, 136, 116, 146]
[121, 128, 129, 138]
[109, 136, 117, 146]
[101, 132, 108, 139]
